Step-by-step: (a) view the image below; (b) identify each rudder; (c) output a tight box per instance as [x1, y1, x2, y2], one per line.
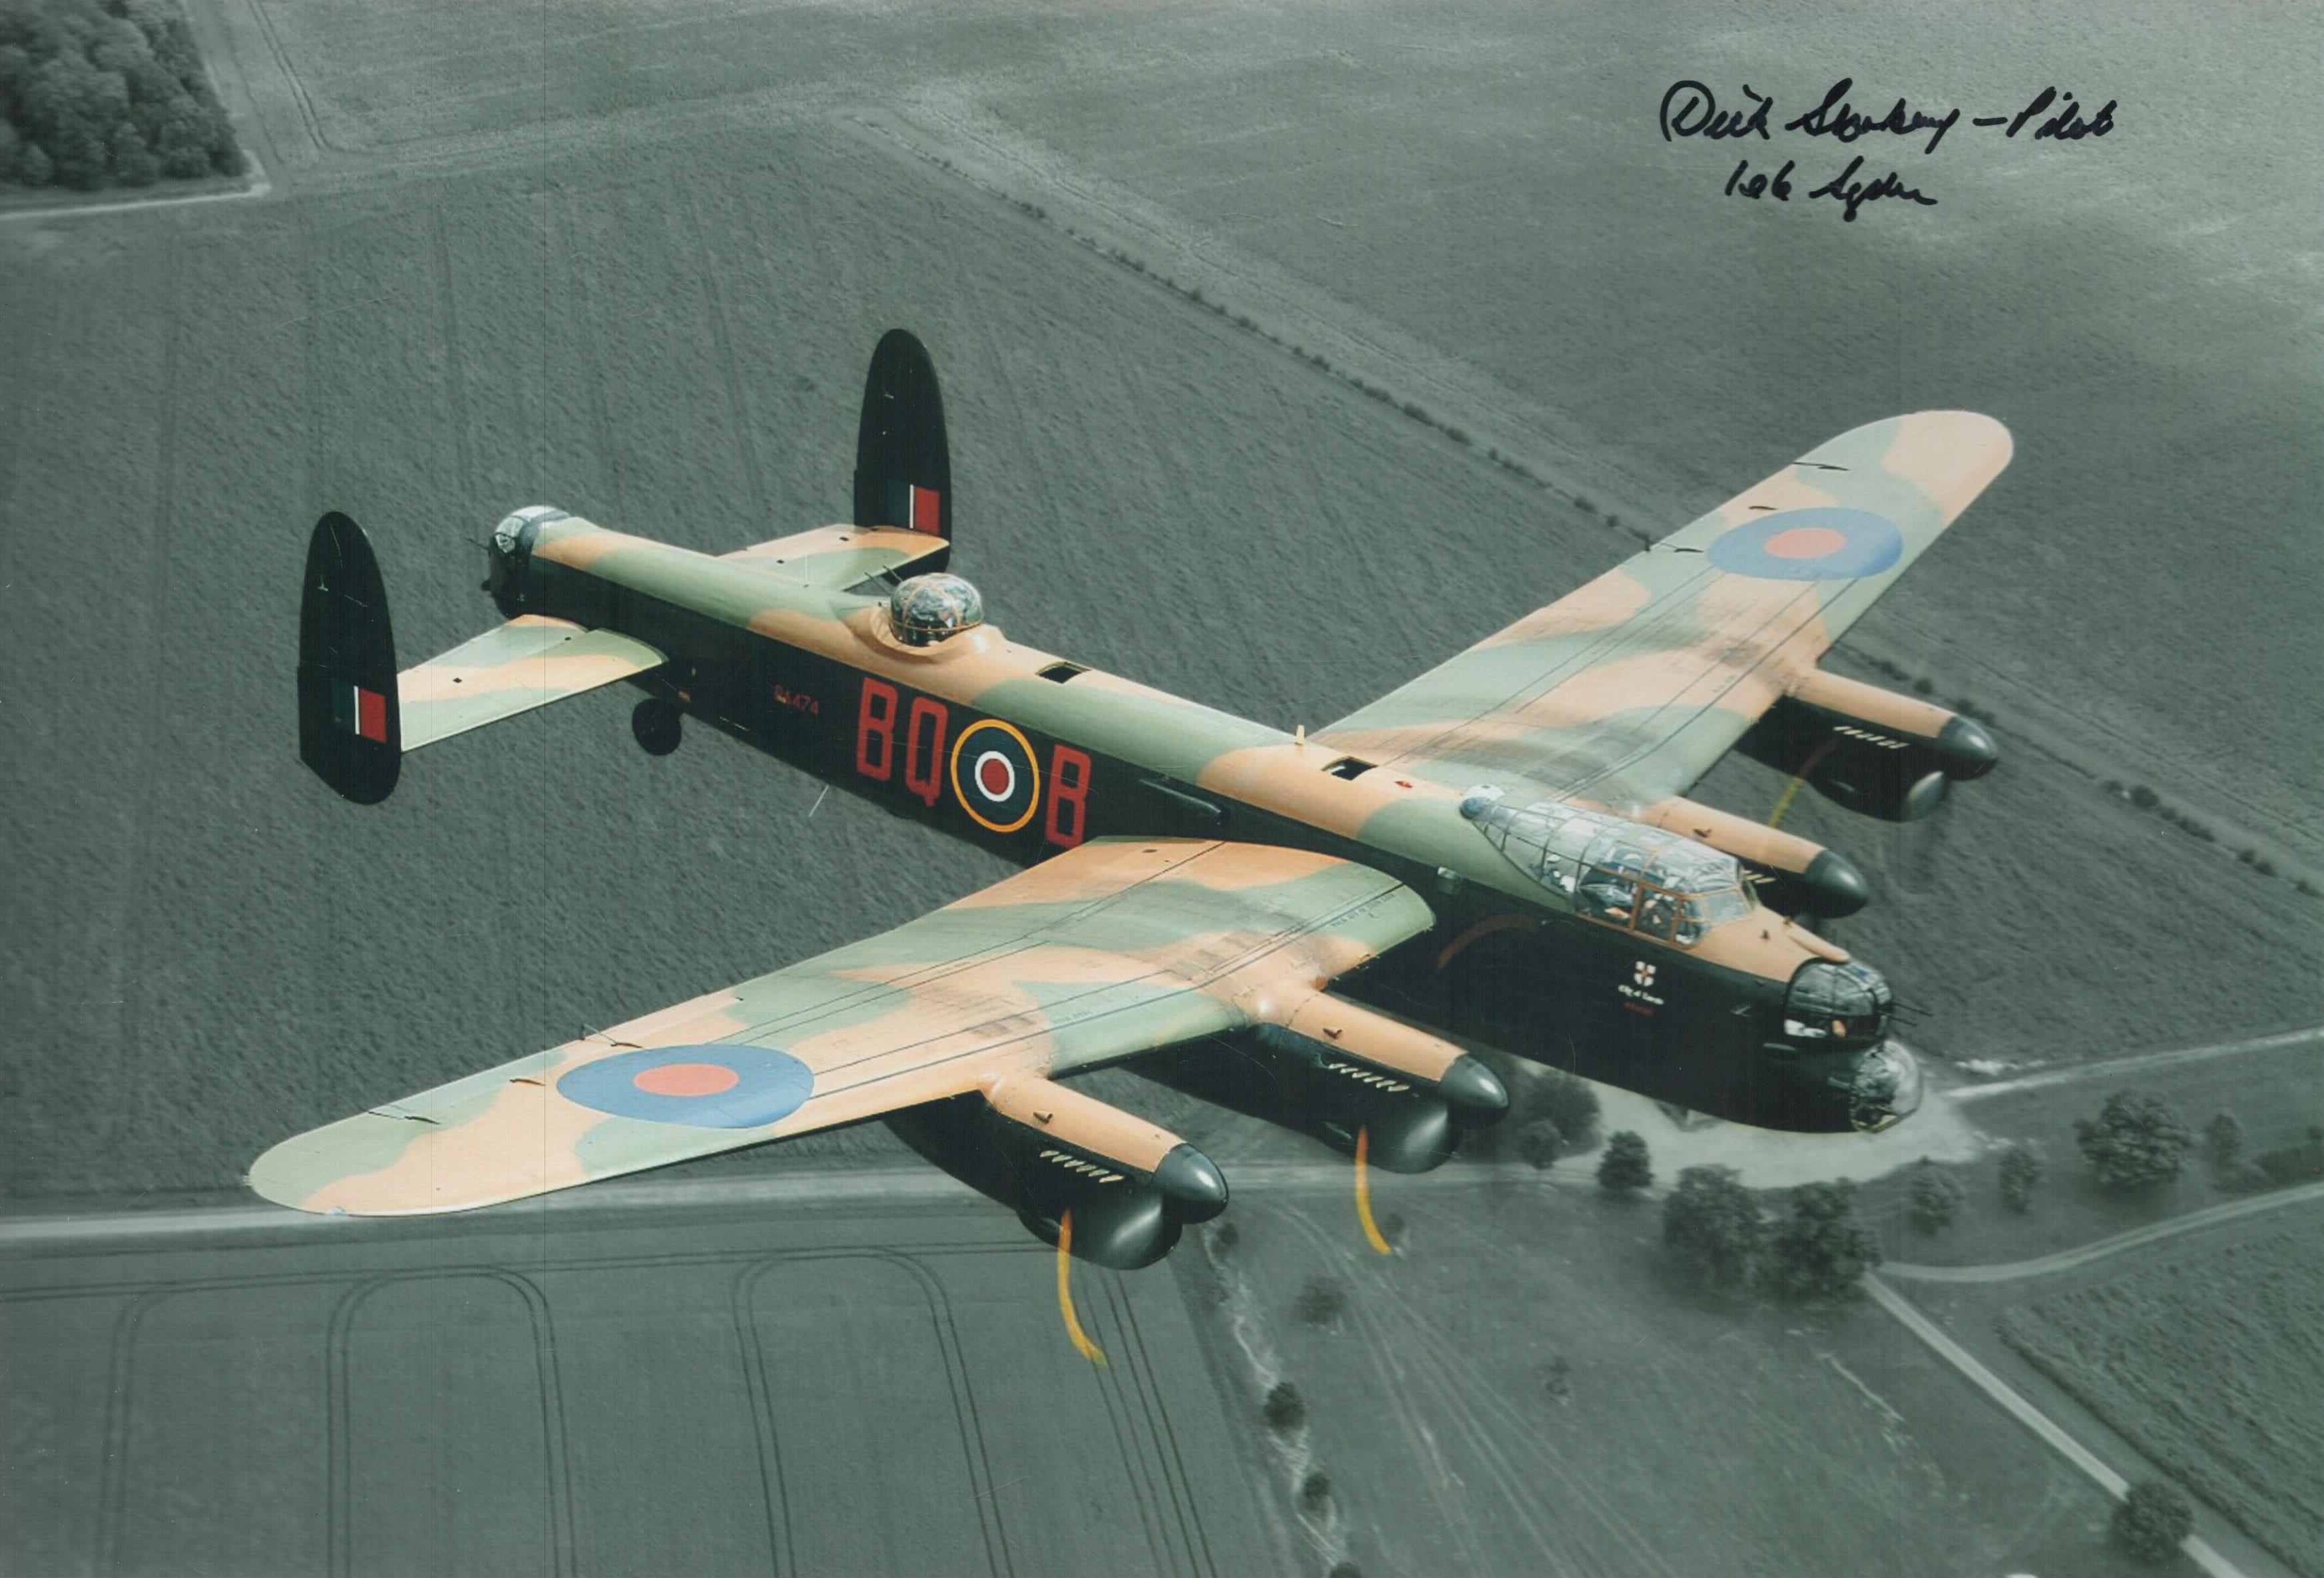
[852, 328, 952, 566]
[296, 510, 401, 804]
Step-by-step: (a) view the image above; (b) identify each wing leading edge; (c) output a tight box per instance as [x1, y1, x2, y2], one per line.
[251, 840, 1432, 1215]
[1319, 412, 2012, 809]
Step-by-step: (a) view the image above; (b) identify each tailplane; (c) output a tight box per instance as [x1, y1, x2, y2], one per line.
[296, 510, 401, 804]
[852, 329, 952, 567]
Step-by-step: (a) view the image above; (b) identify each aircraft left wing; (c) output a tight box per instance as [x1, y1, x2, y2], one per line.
[398, 615, 665, 751]
[250, 839, 1431, 1215]
[1316, 412, 2012, 809]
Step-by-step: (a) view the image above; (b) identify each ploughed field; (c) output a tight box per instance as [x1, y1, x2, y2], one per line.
[1, 1188, 1285, 1578]
[1998, 1228, 2324, 1576]
[2, 3, 2316, 1212]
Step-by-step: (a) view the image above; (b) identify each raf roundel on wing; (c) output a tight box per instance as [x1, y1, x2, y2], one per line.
[1706, 507, 1905, 581]
[559, 1045, 815, 1129]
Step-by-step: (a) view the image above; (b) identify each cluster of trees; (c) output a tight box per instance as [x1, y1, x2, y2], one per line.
[2074, 1089, 2196, 1186]
[0, 0, 242, 192]
[1477, 1059, 1601, 1169]
[1660, 1166, 1883, 1302]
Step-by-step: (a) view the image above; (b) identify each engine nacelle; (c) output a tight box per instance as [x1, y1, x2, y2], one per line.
[1644, 798, 1871, 918]
[1734, 670, 1998, 822]
[1248, 995, 1509, 1173]
[885, 1075, 1225, 1269]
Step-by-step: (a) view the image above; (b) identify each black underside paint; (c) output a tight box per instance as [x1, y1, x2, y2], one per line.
[517, 557, 1869, 1133]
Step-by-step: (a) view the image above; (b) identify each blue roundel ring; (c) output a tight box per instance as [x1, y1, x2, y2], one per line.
[1706, 508, 1906, 581]
[559, 1045, 815, 1129]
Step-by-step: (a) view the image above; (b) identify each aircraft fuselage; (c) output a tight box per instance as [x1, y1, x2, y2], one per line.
[496, 515, 1897, 1134]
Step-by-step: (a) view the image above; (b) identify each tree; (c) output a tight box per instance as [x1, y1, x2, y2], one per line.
[1298, 1471, 1332, 1516]
[2075, 1089, 2195, 1187]
[2204, 1109, 2243, 1172]
[1764, 1181, 1883, 1302]
[50, 115, 107, 188]
[109, 119, 155, 184]
[2112, 1480, 2193, 1563]
[1528, 1068, 1602, 1148]
[1909, 1165, 1965, 1232]
[1596, 1130, 1654, 1196]
[153, 105, 207, 178]
[205, 113, 245, 176]
[1661, 1165, 1762, 1292]
[1514, 1117, 1562, 1171]
[19, 140, 53, 186]
[1998, 1144, 2043, 1212]
[1262, 1380, 1305, 1432]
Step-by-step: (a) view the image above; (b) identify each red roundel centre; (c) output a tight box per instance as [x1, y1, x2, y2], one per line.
[977, 753, 1013, 797]
[1763, 526, 1849, 560]
[632, 1061, 740, 1097]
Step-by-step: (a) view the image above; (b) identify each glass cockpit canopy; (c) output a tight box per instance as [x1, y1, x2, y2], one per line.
[1459, 788, 1753, 945]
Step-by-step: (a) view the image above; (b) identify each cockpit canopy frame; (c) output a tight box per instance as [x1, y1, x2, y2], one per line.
[1459, 788, 1753, 945]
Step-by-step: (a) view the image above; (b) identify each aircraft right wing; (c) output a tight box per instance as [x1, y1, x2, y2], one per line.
[719, 523, 949, 587]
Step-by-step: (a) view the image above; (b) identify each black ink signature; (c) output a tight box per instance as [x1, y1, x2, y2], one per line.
[1805, 156, 1937, 222]
[1783, 77, 1961, 155]
[1969, 87, 2116, 140]
[1660, 80, 1775, 142]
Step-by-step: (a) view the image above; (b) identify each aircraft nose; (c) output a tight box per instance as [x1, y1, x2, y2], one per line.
[1847, 1043, 1922, 1133]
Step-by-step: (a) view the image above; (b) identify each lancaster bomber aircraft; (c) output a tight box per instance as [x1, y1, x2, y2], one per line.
[257, 330, 2010, 1266]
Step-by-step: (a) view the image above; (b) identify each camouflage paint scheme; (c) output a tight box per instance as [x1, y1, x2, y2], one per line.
[252, 840, 1427, 1213]
[397, 616, 663, 751]
[1314, 412, 2010, 812]
[260, 369, 2012, 1224]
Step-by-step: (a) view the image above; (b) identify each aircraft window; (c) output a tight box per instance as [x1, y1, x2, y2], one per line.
[1464, 793, 1748, 936]
[1037, 660, 1088, 683]
[1325, 756, 1377, 780]
[1634, 890, 1678, 940]
[1575, 868, 1638, 925]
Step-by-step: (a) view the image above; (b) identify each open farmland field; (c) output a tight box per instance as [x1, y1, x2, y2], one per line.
[1997, 1229, 2324, 1575]
[0, 1183, 1287, 1578]
[1210, 1177, 2134, 1578]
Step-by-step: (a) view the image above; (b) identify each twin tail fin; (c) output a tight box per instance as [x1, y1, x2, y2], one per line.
[296, 511, 401, 804]
[852, 328, 953, 566]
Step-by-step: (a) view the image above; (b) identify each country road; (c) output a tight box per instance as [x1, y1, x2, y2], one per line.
[1951, 1023, 2324, 1103]
[1887, 1179, 2324, 1284]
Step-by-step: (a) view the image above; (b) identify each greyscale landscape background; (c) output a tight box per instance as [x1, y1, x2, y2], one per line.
[3, 5, 2319, 1577]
